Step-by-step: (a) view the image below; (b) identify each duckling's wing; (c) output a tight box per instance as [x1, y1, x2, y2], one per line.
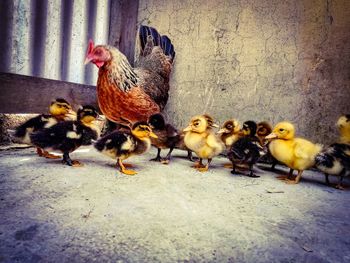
[165, 124, 179, 138]
[331, 143, 350, 169]
[294, 139, 321, 159]
[15, 114, 48, 138]
[95, 131, 134, 154]
[30, 121, 75, 149]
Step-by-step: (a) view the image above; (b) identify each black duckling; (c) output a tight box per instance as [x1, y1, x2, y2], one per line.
[94, 122, 158, 175]
[228, 120, 261, 178]
[315, 115, 350, 189]
[14, 98, 76, 158]
[30, 105, 99, 167]
[148, 113, 180, 164]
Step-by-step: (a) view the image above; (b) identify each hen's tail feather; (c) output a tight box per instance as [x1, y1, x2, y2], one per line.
[138, 25, 175, 63]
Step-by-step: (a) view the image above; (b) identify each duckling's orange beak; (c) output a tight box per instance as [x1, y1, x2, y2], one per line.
[217, 128, 229, 134]
[65, 109, 77, 121]
[149, 132, 158, 139]
[183, 126, 192, 132]
[212, 123, 219, 128]
[265, 132, 277, 140]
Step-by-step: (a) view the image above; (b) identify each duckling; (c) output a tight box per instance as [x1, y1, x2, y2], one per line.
[183, 115, 224, 172]
[256, 121, 281, 169]
[217, 119, 241, 149]
[147, 113, 180, 164]
[94, 122, 158, 175]
[14, 98, 76, 158]
[338, 114, 350, 144]
[228, 120, 261, 177]
[257, 121, 272, 147]
[30, 105, 99, 167]
[315, 115, 350, 189]
[266, 121, 322, 184]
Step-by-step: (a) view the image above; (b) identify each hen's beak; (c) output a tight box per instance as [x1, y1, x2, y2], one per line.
[265, 133, 277, 140]
[183, 126, 192, 132]
[217, 128, 229, 134]
[84, 57, 92, 65]
[149, 132, 158, 139]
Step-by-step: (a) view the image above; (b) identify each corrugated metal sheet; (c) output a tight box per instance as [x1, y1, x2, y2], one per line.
[0, 0, 110, 85]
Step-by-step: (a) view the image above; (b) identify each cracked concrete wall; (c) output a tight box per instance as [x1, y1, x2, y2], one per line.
[138, 0, 350, 144]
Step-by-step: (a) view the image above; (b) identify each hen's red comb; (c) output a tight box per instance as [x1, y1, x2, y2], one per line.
[87, 39, 94, 55]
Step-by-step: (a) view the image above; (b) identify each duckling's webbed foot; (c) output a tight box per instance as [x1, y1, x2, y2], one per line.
[43, 151, 61, 159]
[224, 163, 233, 169]
[285, 170, 302, 184]
[196, 159, 211, 172]
[62, 153, 83, 167]
[277, 169, 295, 180]
[150, 148, 162, 162]
[247, 166, 260, 178]
[161, 147, 175, 165]
[192, 158, 205, 168]
[117, 159, 137, 176]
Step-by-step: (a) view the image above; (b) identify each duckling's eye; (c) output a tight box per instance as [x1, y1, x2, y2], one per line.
[194, 122, 200, 126]
[279, 128, 284, 132]
[227, 125, 232, 129]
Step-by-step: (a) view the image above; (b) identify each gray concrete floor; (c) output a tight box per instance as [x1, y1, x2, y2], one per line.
[0, 146, 349, 263]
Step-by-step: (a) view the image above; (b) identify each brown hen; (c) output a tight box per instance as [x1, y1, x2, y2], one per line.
[85, 25, 175, 126]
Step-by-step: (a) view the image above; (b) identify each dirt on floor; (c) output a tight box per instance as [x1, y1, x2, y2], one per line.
[0, 146, 349, 263]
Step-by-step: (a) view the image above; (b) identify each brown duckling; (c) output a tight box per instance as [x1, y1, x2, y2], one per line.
[147, 113, 181, 164]
[217, 119, 241, 149]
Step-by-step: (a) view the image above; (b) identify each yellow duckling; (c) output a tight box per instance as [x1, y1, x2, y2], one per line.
[265, 121, 322, 184]
[183, 115, 224, 172]
[337, 114, 350, 144]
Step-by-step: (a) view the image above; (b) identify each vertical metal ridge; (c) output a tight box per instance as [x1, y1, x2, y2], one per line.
[0, 0, 14, 72]
[84, 0, 98, 85]
[60, 0, 74, 81]
[30, 0, 48, 77]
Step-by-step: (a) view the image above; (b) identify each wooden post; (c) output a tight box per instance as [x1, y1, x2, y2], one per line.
[108, 0, 139, 66]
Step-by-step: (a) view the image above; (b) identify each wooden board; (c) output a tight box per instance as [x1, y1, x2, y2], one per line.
[0, 72, 98, 113]
[108, 0, 139, 66]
